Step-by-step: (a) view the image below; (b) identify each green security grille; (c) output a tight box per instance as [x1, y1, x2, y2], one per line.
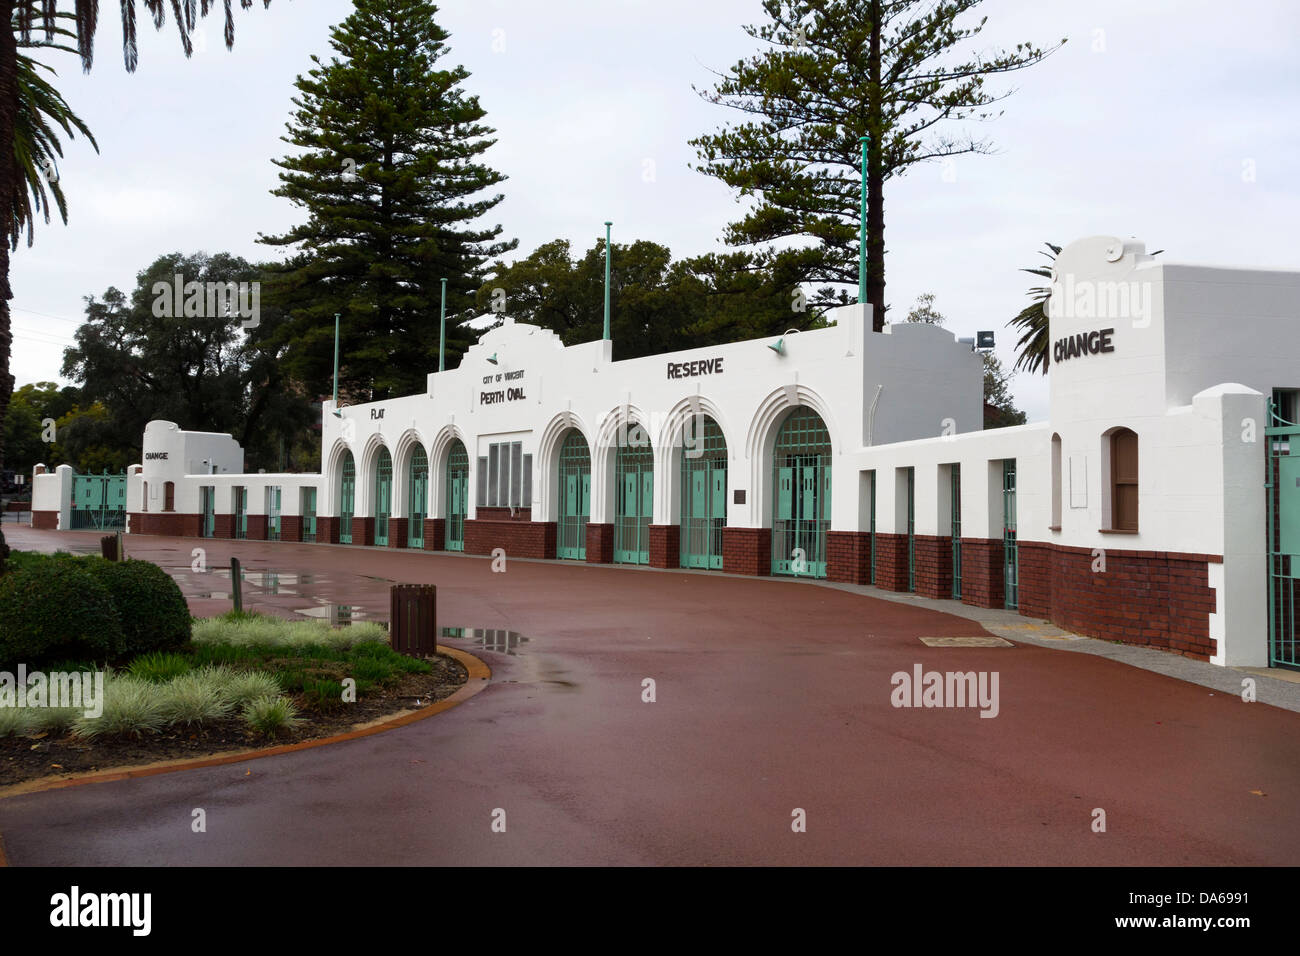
[374, 447, 393, 546]
[234, 486, 248, 539]
[906, 467, 915, 592]
[408, 446, 428, 549]
[771, 407, 831, 577]
[301, 487, 317, 542]
[69, 472, 126, 530]
[680, 415, 726, 570]
[339, 452, 356, 544]
[200, 486, 216, 538]
[614, 433, 653, 564]
[557, 430, 591, 560]
[445, 441, 468, 551]
[951, 464, 962, 600]
[267, 486, 282, 541]
[1267, 398, 1300, 669]
[868, 470, 876, 585]
[1003, 459, 1019, 610]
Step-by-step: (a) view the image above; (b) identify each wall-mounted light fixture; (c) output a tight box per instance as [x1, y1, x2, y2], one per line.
[486, 353, 499, 365]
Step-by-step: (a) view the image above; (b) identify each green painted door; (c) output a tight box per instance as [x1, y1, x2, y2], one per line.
[234, 486, 248, 539]
[445, 441, 468, 551]
[906, 467, 915, 592]
[408, 446, 428, 549]
[339, 452, 355, 544]
[771, 408, 831, 577]
[374, 447, 392, 546]
[70, 473, 126, 530]
[615, 440, 653, 564]
[951, 464, 962, 600]
[302, 487, 317, 542]
[1266, 397, 1300, 669]
[557, 430, 590, 560]
[680, 416, 727, 570]
[1003, 459, 1018, 609]
[201, 486, 216, 538]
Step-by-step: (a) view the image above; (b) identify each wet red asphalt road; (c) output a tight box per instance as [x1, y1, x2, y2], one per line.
[2, 529, 1299, 865]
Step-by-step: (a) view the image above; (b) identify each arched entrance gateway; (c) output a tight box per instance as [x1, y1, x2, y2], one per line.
[680, 415, 727, 570]
[614, 424, 653, 564]
[407, 446, 428, 548]
[374, 447, 393, 546]
[445, 440, 468, 551]
[556, 429, 591, 560]
[339, 451, 356, 544]
[770, 407, 831, 577]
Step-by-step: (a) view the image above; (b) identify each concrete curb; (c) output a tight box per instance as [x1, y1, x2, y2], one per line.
[0, 645, 490, 802]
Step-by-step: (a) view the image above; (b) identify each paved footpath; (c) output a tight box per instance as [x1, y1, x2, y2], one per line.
[2, 528, 1299, 865]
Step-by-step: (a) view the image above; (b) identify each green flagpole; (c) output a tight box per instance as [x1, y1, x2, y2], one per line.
[603, 221, 612, 341]
[331, 312, 340, 416]
[439, 278, 447, 372]
[859, 135, 869, 305]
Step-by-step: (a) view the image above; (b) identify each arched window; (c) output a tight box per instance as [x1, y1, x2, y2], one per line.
[163, 481, 175, 512]
[142, 481, 149, 513]
[1109, 428, 1138, 532]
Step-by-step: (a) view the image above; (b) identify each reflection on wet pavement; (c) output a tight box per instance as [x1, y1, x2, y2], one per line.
[440, 627, 529, 655]
[295, 603, 367, 625]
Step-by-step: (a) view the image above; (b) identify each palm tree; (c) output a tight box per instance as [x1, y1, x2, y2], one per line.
[1006, 242, 1059, 376]
[0, 1, 269, 570]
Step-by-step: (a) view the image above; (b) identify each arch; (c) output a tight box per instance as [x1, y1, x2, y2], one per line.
[555, 429, 591, 560]
[746, 385, 838, 530]
[536, 410, 592, 524]
[428, 423, 469, 518]
[163, 481, 175, 513]
[654, 395, 735, 530]
[356, 432, 389, 517]
[142, 480, 149, 513]
[769, 406, 832, 578]
[390, 428, 426, 520]
[406, 445, 430, 548]
[1050, 433, 1062, 529]
[323, 439, 356, 516]
[593, 402, 652, 527]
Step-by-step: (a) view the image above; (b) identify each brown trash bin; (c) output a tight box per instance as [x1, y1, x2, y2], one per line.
[390, 584, 436, 657]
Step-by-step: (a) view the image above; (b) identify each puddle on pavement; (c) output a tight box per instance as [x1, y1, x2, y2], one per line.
[295, 603, 366, 625]
[441, 627, 529, 655]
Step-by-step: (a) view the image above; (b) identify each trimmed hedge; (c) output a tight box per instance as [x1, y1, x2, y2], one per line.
[0, 558, 125, 667]
[83, 557, 192, 656]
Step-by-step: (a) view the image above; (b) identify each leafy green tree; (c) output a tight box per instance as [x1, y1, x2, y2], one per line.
[0, 0, 269, 570]
[691, 0, 1063, 333]
[260, 0, 515, 400]
[60, 251, 316, 471]
[477, 239, 824, 361]
[1, 379, 75, 473]
[52, 400, 128, 472]
[1006, 242, 1058, 376]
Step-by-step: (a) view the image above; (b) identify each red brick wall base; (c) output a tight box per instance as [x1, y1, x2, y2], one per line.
[464, 519, 557, 560]
[722, 527, 771, 576]
[960, 537, 1005, 609]
[387, 517, 408, 548]
[873, 533, 911, 592]
[648, 524, 681, 569]
[31, 511, 58, 530]
[827, 531, 871, 585]
[425, 518, 446, 551]
[914, 534, 954, 600]
[129, 513, 201, 537]
[585, 523, 614, 564]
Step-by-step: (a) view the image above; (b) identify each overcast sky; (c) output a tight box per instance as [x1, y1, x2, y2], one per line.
[10, 0, 1300, 422]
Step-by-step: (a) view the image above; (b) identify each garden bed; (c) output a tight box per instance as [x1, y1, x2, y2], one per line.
[0, 612, 469, 787]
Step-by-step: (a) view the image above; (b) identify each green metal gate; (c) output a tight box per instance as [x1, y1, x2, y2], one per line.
[557, 430, 590, 560]
[267, 486, 282, 541]
[301, 487, 317, 542]
[615, 438, 653, 564]
[1267, 400, 1300, 669]
[951, 464, 962, 600]
[70, 472, 127, 530]
[445, 441, 468, 551]
[1003, 459, 1018, 610]
[905, 466, 915, 592]
[771, 407, 831, 577]
[339, 452, 356, 544]
[374, 447, 393, 546]
[680, 416, 726, 570]
[408, 446, 428, 549]
[234, 486, 248, 539]
[200, 486, 216, 538]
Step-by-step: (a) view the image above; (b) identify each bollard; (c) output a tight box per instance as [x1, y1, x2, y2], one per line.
[99, 534, 117, 561]
[231, 557, 243, 614]
[390, 584, 436, 657]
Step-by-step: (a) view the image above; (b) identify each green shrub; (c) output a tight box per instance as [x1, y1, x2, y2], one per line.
[83, 558, 192, 657]
[299, 677, 346, 713]
[0, 705, 34, 737]
[242, 696, 302, 738]
[0, 557, 125, 667]
[128, 651, 193, 683]
[192, 614, 387, 650]
[221, 670, 281, 706]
